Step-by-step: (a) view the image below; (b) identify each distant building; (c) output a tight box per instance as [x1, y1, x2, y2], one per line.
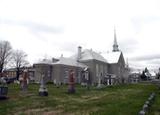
[4, 67, 35, 82]
[34, 30, 129, 85]
[128, 72, 141, 83]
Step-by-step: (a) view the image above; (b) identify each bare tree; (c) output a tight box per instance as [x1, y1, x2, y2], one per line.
[12, 50, 29, 80]
[0, 41, 12, 74]
[34, 64, 50, 83]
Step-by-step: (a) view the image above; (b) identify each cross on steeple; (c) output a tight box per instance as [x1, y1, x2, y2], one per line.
[112, 27, 119, 52]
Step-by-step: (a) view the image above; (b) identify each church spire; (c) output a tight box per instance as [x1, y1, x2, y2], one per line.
[126, 58, 129, 68]
[112, 27, 119, 52]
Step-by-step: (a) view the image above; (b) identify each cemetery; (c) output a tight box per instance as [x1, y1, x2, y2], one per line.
[1, 0, 160, 114]
[0, 81, 160, 115]
[0, 30, 160, 115]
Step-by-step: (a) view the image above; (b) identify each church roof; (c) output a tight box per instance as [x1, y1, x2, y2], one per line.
[35, 59, 53, 65]
[35, 49, 122, 66]
[103, 51, 121, 64]
[72, 49, 107, 63]
[53, 56, 88, 68]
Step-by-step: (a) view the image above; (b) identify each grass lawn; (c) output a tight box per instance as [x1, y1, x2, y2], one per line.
[0, 83, 159, 115]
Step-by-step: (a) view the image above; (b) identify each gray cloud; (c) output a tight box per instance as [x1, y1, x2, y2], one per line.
[0, 18, 64, 42]
[130, 54, 160, 61]
[119, 38, 139, 53]
[53, 41, 86, 54]
[146, 59, 160, 65]
[0, 18, 64, 34]
[131, 16, 160, 33]
[132, 16, 160, 24]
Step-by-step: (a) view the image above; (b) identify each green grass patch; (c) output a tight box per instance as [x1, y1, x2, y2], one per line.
[0, 83, 159, 115]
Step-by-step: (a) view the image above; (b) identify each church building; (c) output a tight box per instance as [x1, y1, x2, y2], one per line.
[33, 30, 129, 85]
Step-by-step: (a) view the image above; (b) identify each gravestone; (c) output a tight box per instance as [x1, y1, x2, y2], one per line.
[97, 73, 103, 89]
[81, 68, 90, 89]
[68, 70, 75, 93]
[145, 100, 150, 107]
[81, 70, 86, 87]
[39, 74, 48, 96]
[0, 76, 8, 100]
[142, 104, 148, 112]
[0, 86, 8, 100]
[139, 110, 145, 115]
[85, 69, 90, 90]
[21, 69, 29, 92]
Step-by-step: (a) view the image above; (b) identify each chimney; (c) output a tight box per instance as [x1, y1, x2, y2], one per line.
[52, 58, 59, 63]
[77, 46, 82, 61]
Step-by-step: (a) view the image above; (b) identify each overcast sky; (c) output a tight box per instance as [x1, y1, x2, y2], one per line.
[0, 0, 160, 70]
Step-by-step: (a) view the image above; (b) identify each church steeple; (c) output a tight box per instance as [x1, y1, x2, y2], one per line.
[126, 58, 129, 68]
[112, 27, 119, 52]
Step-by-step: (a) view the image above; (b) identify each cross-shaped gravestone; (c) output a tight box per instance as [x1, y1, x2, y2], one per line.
[85, 70, 90, 90]
[97, 73, 103, 89]
[21, 69, 29, 93]
[68, 70, 75, 93]
[39, 74, 48, 96]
